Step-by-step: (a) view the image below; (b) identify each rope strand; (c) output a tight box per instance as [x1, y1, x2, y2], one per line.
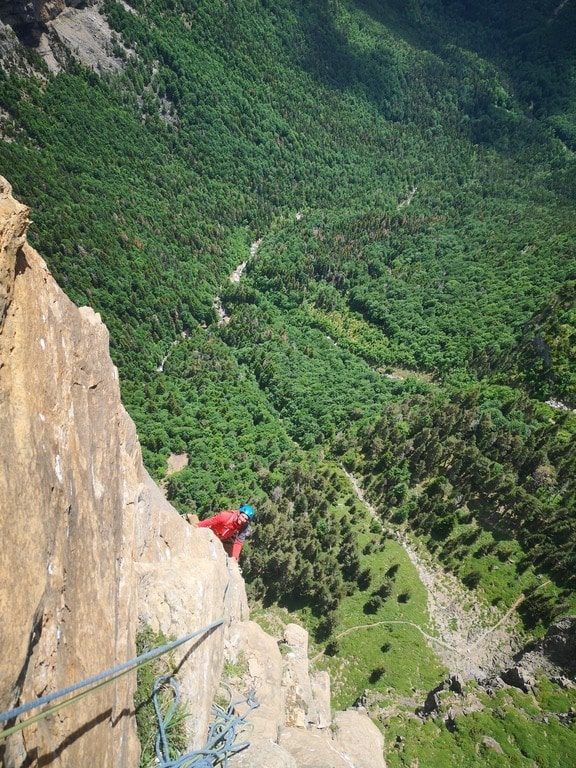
[152, 677, 258, 768]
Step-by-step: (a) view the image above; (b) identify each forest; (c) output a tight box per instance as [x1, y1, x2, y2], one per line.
[1, 0, 575, 763]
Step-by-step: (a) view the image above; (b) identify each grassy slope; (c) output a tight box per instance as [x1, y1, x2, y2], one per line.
[385, 682, 576, 768]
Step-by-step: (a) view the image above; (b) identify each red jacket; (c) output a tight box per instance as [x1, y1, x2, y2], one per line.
[198, 510, 249, 559]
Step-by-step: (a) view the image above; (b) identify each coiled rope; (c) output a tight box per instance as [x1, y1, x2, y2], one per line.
[0, 618, 224, 742]
[152, 675, 258, 767]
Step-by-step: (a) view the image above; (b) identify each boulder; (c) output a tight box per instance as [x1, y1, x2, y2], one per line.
[332, 710, 386, 768]
[500, 666, 536, 694]
[280, 710, 386, 768]
[280, 727, 353, 768]
[231, 740, 298, 768]
[282, 623, 318, 727]
[481, 736, 504, 754]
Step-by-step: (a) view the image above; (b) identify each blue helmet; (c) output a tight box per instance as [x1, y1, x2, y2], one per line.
[239, 504, 256, 519]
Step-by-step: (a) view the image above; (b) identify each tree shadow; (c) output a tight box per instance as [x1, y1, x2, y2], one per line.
[294, 0, 408, 121]
[294, 0, 575, 156]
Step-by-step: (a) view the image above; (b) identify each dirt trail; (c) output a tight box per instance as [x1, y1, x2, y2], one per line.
[344, 470, 521, 679]
[311, 619, 458, 665]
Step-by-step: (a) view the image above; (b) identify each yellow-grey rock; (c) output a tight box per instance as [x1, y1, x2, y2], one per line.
[310, 672, 331, 729]
[283, 623, 318, 727]
[0, 177, 245, 765]
[0, 175, 140, 766]
[226, 620, 285, 741]
[332, 710, 386, 768]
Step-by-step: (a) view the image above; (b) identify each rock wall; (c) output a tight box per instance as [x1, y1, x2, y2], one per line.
[0, 175, 139, 766]
[135, 473, 249, 746]
[0, 177, 244, 766]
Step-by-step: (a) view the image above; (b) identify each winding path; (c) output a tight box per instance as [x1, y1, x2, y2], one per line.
[311, 620, 458, 664]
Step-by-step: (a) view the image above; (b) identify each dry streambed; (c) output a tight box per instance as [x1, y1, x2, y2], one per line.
[344, 470, 521, 679]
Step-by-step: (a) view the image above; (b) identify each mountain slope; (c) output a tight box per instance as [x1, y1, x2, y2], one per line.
[0, 1, 575, 764]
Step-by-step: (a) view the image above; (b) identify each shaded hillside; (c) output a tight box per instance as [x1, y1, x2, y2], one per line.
[510, 279, 575, 408]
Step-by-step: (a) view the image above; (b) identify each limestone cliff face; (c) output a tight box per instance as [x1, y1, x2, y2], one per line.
[0, 175, 139, 766]
[0, 176, 244, 766]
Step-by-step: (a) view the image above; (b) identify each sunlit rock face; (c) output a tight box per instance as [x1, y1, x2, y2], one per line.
[0, 177, 244, 766]
[0, 174, 141, 766]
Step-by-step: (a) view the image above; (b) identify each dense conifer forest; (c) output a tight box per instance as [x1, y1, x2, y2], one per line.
[1, 0, 575, 763]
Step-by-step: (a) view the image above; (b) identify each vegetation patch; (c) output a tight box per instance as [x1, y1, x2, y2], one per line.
[135, 627, 188, 768]
[307, 498, 446, 708]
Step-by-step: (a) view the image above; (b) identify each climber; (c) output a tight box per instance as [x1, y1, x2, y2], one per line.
[197, 504, 255, 560]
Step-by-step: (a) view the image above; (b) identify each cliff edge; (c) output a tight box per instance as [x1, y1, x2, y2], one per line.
[0, 176, 246, 766]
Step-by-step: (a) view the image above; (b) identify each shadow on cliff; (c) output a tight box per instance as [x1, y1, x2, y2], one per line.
[17, 707, 122, 767]
[172, 623, 221, 676]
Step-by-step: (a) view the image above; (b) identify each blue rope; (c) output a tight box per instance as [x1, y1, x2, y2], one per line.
[152, 677, 259, 768]
[0, 618, 224, 726]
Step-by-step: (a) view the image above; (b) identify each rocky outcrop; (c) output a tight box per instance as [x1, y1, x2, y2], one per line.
[513, 616, 576, 677]
[38, 4, 130, 75]
[282, 624, 321, 728]
[0, 0, 130, 74]
[0, 0, 67, 45]
[226, 622, 386, 768]
[280, 710, 386, 768]
[476, 615, 576, 701]
[500, 666, 536, 694]
[0, 21, 26, 73]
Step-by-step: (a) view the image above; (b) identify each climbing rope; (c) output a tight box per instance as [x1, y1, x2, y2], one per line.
[0, 618, 225, 742]
[152, 675, 258, 768]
